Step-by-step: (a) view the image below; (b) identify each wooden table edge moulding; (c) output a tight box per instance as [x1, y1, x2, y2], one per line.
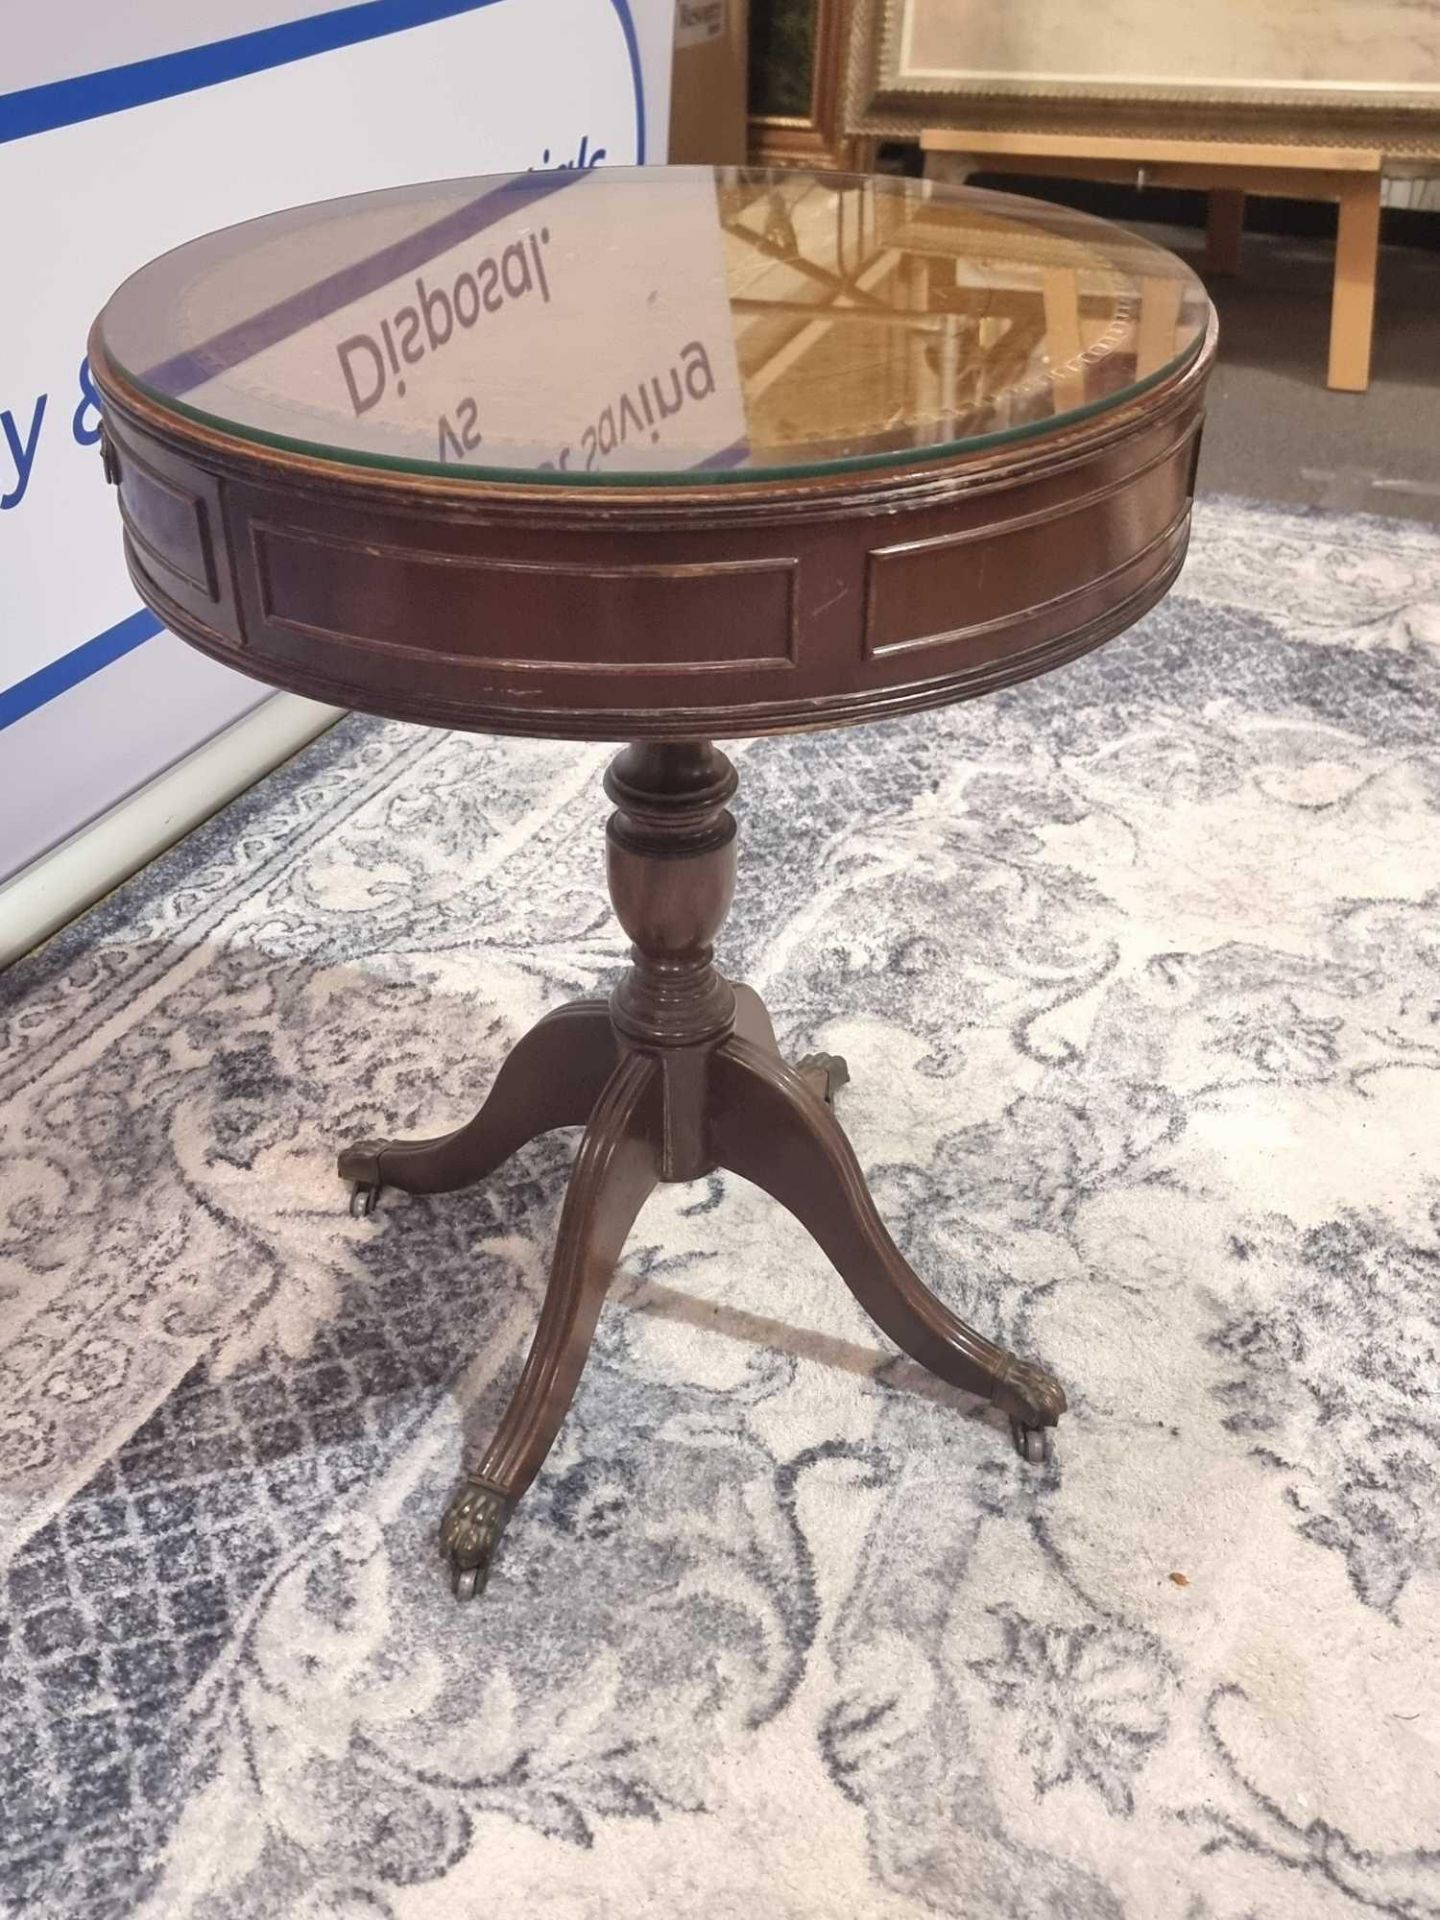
[90, 240, 1217, 1602]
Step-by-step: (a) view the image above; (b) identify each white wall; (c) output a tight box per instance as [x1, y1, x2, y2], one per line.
[0, 0, 673, 911]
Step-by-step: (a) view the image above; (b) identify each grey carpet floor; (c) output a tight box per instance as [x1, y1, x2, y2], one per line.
[2, 496, 1439, 1918]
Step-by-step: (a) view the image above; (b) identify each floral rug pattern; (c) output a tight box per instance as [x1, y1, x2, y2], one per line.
[2, 497, 1438, 1918]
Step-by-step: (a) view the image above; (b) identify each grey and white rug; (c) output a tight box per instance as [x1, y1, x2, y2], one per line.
[3, 496, 1439, 1919]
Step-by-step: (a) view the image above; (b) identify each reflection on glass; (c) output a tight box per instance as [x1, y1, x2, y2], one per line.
[97, 166, 1210, 485]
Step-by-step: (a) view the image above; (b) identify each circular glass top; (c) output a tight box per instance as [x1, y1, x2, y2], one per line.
[98, 166, 1210, 487]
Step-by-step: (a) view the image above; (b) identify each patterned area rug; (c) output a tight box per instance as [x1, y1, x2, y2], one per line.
[3, 497, 1439, 1919]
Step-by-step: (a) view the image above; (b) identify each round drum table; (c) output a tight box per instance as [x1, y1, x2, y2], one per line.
[92, 165, 1215, 1600]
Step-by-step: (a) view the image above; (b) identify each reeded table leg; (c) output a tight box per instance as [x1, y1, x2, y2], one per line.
[339, 999, 616, 1211]
[439, 1051, 662, 1598]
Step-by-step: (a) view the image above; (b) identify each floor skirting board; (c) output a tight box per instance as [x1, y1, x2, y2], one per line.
[0, 692, 342, 968]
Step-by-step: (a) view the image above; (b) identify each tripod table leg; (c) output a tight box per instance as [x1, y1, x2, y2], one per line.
[439, 1048, 663, 1598]
[339, 998, 617, 1211]
[708, 1036, 1065, 1457]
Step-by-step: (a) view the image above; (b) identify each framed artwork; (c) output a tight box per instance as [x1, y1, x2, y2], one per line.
[843, 0, 1440, 155]
[749, 0, 871, 169]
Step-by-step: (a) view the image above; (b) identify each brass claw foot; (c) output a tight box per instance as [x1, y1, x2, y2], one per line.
[795, 1052, 850, 1107]
[993, 1358, 1066, 1465]
[439, 1481, 514, 1601]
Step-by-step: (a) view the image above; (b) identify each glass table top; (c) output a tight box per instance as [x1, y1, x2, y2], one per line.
[97, 165, 1211, 487]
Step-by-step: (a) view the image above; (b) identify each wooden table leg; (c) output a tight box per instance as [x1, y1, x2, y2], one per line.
[1329, 173, 1382, 393]
[1136, 274, 1184, 380]
[439, 1051, 663, 1598]
[709, 1035, 1066, 1462]
[338, 999, 616, 1208]
[1205, 188, 1245, 276]
[1041, 266, 1086, 413]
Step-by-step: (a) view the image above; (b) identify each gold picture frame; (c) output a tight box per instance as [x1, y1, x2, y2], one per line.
[749, 0, 872, 170]
[843, 0, 1440, 157]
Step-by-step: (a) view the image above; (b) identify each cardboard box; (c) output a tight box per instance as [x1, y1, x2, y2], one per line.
[669, 0, 750, 164]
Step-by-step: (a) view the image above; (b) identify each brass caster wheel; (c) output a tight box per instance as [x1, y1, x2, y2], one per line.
[451, 1561, 487, 1602]
[339, 1139, 387, 1218]
[348, 1182, 382, 1219]
[1011, 1418, 1052, 1465]
[439, 1480, 513, 1603]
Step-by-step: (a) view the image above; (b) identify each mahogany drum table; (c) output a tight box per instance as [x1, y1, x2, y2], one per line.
[92, 166, 1216, 1600]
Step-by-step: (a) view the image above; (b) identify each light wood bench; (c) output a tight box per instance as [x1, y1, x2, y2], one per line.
[922, 130, 1384, 392]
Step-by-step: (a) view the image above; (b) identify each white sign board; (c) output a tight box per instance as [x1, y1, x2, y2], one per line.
[0, 0, 675, 885]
